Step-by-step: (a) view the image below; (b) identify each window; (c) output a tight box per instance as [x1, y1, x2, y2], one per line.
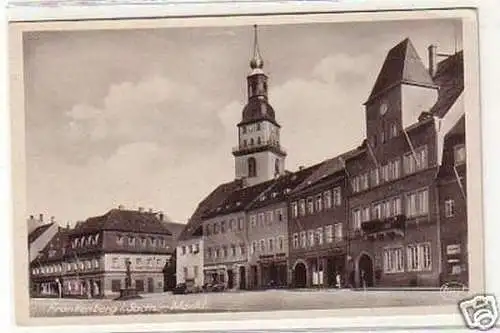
[229, 219, 235, 231]
[307, 197, 314, 214]
[150, 237, 157, 247]
[136, 258, 142, 267]
[238, 217, 244, 230]
[250, 215, 257, 228]
[183, 267, 188, 279]
[293, 234, 299, 249]
[256, 123, 261, 131]
[390, 123, 398, 138]
[278, 237, 284, 251]
[207, 247, 212, 258]
[332, 187, 342, 206]
[371, 168, 380, 187]
[258, 213, 265, 227]
[334, 223, 343, 241]
[214, 222, 219, 234]
[362, 207, 371, 222]
[372, 202, 383, 220]
[128, 236, 135, 246]
[260, 240, 265, 252]
[316, 227, 324, 245]
[308, 230, 315, 247]
[248, 157, 257, 177]
[315, 195, 323, 212]
[403, 146, 428, 175]
[257, 136, 262, 145]
[384, 247, 404, 273]
[381, 164, 390, 182]
[195, 243, 200, 253]
[454, 144, 466, 165]
[181, 246, 186, 255]
[215, 248, 220, 258]
[231, 244, 236, 256]
[243, 139, 247, 147]
[221, 221, 226, 233]
[116, 235, 124, 245]
[242, 126, 247, 134]
[299, 199, 306, 216]
[268, 238, 274, 252]
[266, 211, 273, 224]
[291, 202, 298, 218]
[193, 266, 199, 278]
[351, 177, 360, 193]
[222, 246, 228, 257]
[406, 188, 429, 218]
[407, 243, 432, 271]
[445, 199, 455, 218]
[360, 173, 369, 191]
[205, 224, 211, 236]
[324, 190, 332, 209]
[389, 158, 401, 180]
[240, 243, 246, 255]
[300, 231, 307, 248]
[276, 209, 284, 222]
[252, 241, 257, 254]
[325, 225, 333, 243]
[352, 208, 362, 230]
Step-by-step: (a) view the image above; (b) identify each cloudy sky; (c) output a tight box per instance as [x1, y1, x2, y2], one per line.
[24, 18, 462, 225]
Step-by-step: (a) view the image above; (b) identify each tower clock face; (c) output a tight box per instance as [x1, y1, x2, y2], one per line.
[380, 102, 388, 116]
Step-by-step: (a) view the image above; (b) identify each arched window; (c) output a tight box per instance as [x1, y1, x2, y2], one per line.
[275, 159, 280, 175]
[257, 136, 262, 145]
[248, 157, 257, 178]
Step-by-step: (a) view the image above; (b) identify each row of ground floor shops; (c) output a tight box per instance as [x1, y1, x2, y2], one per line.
[30, 272, 172, 298]
[202, 244, 469, 290]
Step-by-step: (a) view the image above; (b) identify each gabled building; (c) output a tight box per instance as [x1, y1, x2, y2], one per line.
[344, 39, 465, 288]
[28, 214, 59, 263]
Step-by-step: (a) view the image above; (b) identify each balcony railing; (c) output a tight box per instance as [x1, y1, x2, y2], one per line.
[232, 140, 286, 154]
[361, 214, 406, 234]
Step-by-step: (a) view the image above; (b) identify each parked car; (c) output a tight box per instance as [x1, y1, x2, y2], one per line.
[172, 283, 187, 295]
[202, 282, 225, 293]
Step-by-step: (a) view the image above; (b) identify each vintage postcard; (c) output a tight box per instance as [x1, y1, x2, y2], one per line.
[9, 8, 487, 329]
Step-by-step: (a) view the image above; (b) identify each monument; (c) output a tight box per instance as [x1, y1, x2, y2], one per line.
[114, 259, 142, 301]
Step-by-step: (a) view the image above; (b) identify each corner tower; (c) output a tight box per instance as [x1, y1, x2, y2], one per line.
[233, 25, 287, 187]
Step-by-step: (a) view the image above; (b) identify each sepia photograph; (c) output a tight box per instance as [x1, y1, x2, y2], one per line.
[9, 9, 485, 327]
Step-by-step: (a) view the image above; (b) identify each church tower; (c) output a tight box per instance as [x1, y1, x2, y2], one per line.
[233, 25, 287, 187]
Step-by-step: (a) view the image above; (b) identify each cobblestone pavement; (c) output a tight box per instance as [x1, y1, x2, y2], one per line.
[30, 289, 469, 317]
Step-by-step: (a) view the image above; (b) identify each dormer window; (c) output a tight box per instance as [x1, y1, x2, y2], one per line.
[116, 235, 124, 245]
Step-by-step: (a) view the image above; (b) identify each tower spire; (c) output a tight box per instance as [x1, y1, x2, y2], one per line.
[250, 24, 264, 70]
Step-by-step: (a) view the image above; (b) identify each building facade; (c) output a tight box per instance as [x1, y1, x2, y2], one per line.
[30, 208, 177, 298]
[178, 30, 467, 290]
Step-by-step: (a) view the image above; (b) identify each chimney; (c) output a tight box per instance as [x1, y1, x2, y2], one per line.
[39, 213, 43, 222]
[118, 205, 124, 210]
[29, 215, 34, 220]
[148, 208, 154, 213]
[298, 166, 305, 171]
[159, 212, 164, 221]
[428, 44, 437, 77]
[66, 222, 71, 230]
[50, 216, 55, 223]
[138, 207, 144, 213]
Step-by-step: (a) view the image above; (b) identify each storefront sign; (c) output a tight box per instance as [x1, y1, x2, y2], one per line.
[447, 244, 461, 255]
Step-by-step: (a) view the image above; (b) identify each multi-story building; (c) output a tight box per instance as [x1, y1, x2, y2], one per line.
[30, 207, 177, 297]
[245, 165, 320, 289]
[287, 153, 359, 288]
[176, 180, 241, 288]
[178, 30, 466, 290]
[344, 39, 464, 288]
[28, 214, 59, 264]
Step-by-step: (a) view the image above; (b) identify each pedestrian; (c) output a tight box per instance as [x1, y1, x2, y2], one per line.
[335, 273, 341, 289]
[361, 270, 366, 290]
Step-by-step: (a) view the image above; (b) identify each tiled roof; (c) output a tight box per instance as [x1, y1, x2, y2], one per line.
[28, 223, 54, 244]
[248, 163, 324, 210]
[292, 148, 361, 194]
[36, 227, 70, 262]
[203, 179, 275, 218]
[178, 180, 242, 241]
[366, 38, 436, 103]
[430, 51, 464, 117]
[72, 209, 172, 236]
